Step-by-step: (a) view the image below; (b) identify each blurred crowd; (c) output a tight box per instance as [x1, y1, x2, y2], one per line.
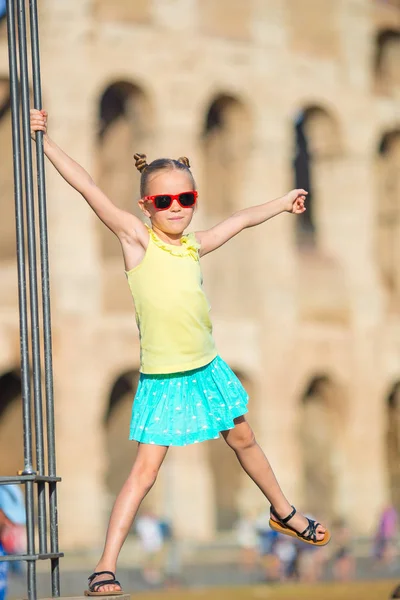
[234, 504, 399, 584]
[130, 503, 399, 587]
[128, 503, 400, 588]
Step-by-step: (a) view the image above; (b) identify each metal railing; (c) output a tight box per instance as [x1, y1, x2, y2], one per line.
[0, 1, 62, 599]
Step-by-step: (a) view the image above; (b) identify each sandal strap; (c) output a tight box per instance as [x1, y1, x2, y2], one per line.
[88, 571, 116, 584]
[271, 505, 297, 525]
[91, 579, 121, 592]
[300, 518, 319, 543]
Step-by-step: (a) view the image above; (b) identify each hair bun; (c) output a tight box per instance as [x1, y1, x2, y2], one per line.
[134, 153, 148, 173]
[177, 156, 191, 168]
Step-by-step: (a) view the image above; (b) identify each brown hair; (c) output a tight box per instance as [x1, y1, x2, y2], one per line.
[133, 153, 196, 197]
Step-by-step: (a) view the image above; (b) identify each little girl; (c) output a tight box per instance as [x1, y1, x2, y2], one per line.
[31, 109, 330, 595]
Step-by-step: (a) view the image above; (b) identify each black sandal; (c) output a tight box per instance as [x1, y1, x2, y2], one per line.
[84, 571, 124, 596]
[269, 505, 331, 546]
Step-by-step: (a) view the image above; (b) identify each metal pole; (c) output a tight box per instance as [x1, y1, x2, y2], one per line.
[28, 0, 60, 593]
[3, 3, 64, 599]
[5, 1, 37, 598]
[16, 0, 48, 555]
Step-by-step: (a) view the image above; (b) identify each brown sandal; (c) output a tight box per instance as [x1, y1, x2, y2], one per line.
[269, 505, 331, 546]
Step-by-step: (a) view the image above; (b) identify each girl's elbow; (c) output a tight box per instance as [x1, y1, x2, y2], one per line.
[234, 211, 250, 230]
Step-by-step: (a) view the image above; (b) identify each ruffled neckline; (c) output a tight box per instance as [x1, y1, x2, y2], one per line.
[146, 224, 200, 260]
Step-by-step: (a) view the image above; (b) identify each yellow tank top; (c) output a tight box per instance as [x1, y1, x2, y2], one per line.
[125, 226, 217, 374]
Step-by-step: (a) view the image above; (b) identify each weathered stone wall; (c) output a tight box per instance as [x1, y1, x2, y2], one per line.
[0, 0, 399, 550]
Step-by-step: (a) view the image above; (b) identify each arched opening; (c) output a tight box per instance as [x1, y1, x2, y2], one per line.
[376, 130, 400, 310]
[0, 370, 23, 476]
[293, 106, 341, 248]
[298, 375, 343, 522]
[201, 95, 253, 318]
[386, 382, 400, 513]
[0, 79, 16, 262]
[202, 94, 251, 222]
[374, 30, 400, 95]
[96, 81, 153, 312]
[206, 371, 255, 531]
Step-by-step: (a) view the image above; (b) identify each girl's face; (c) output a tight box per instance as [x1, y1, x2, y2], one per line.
[139, 169, 196, 235]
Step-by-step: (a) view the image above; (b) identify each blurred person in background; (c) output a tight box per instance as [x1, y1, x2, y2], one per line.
[235, 510, 259, 573]
[296, 543, 327, 583]
[135, 510, 164, 585]
[274, 536, 298, 581]
[332, 518, 355, 581]
[256, 513, 281, 582]
[391, 582, 400, 599]
[0, 485, 26, 600]
[373, 504, 399, 566]
[162, 520, 182, 589]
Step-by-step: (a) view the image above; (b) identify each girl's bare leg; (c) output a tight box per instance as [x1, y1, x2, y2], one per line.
[222, 415, 326, 540]
[89, 443, 169, 593]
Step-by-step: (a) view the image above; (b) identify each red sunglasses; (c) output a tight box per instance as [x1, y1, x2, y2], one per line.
[144, 190, 198, 211]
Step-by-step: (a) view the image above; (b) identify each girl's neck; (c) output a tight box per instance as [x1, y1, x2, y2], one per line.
[151, 224, 183, 246]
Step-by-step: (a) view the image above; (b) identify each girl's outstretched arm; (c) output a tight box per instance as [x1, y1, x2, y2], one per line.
[196, 189, 307, 257]
[30, 109, 144, 243]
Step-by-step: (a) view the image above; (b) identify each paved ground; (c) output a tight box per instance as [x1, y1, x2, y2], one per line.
[8, 574, 400, 600]
[132, 581, 400, 600]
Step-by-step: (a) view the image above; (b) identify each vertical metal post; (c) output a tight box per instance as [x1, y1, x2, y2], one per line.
[2, 4, 63, 600]
[16, 0, 47, 555]
[5, 1, 37, 598]
[28, 0, 60, 593]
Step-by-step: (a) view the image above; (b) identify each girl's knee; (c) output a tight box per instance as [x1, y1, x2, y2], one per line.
[130, 461, 160, 491]
[225, 425, 256, 451]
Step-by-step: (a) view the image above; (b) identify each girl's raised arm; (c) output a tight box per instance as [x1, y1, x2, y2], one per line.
[196, 189, 307, 257]
[30, 109, 144, 243]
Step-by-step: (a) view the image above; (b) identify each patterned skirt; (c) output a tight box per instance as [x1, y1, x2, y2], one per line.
[129, 356, 248, 446]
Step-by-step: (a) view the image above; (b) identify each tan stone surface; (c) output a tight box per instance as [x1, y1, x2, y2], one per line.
[94, 0, 151, 24]
[0, 0, 399, 551]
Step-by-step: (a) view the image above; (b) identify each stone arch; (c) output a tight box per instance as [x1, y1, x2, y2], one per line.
[376, 130, 400, 310]
[104, 370, 140, 511]
[374, 30, 400, 95]
[97, 80, 152, 253]
[0, 370, 23, 476]
[206, 370, 255, 531]
[96, 81, 153, 311]
[202, 94, 252, 223]
[298, 374, 344, 522]
[293, 105, 342, 247]
[0, 78, 16, 262]
[386, 382, 400, 513]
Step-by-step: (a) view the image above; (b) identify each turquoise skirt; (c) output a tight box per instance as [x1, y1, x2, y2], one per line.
[129, 356, 248, 446]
